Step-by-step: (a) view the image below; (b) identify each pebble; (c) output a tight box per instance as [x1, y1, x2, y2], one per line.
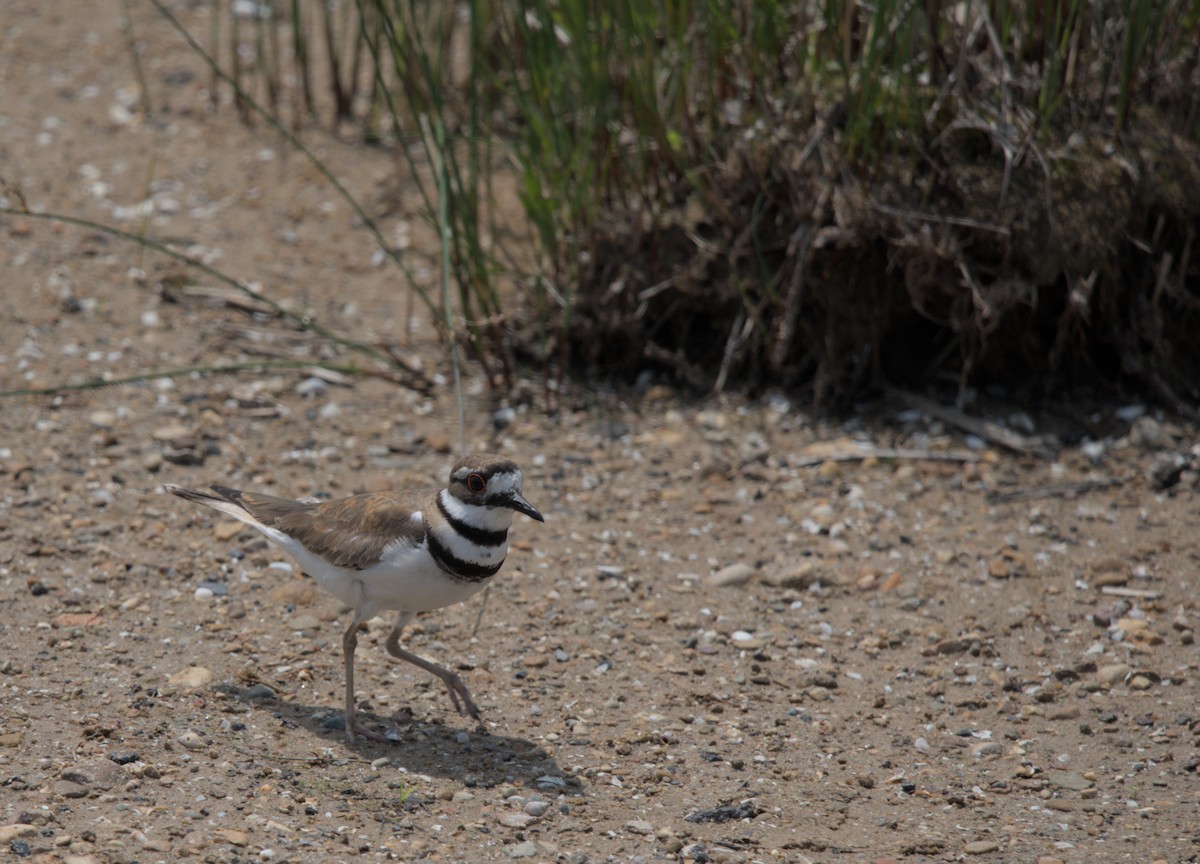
[963, 840, 1000, 854]
[506, 840, 537, 857]
[61, 760, 126, 791]
[197, 580, 228, 597]
[625, 819, 655, 835]
[497, 812, 535, 828]
[89, 410, 116, 428]
[295, 376, 328, 397]
[152, 422, 194, 443]
[245, 684, 276, 700]
[177, 730, 208, 751]
[163, 446, 206, 466]
[287, 614, 322, 631]
[180, 830, 209, 851]
[53, 780, 89, 799]
[766, 562, 824, 590]
[1047, 770, 1093, 791]
[522, 652, 549, 668]
[524, 800, 550, 817]
[1115, 616, 1148, 634]
[1147, 452, 1187, 489]
[1091, 569, 1128, 587]
[1128, 674, 1153, 690]
[1097, 663, 1130, 685]
[1129, 415, 1168, 450]
[987, 549, 1030, 579]
[686, 801, 762, 823]
[168, 666, 213, 689]
[707, 563, 754, 587]
[493, 407, 517, 429]
[214, 829, 249, 847]
[213, 521, 245, 541]
[1091, 602, 1122, 627]
[1080, 439, 1107, 463]
[0, 825, 37, 843]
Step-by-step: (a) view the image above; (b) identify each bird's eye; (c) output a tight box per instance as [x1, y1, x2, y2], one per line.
[466, 473, 486, 493]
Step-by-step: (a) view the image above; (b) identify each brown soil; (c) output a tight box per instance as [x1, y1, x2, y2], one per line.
[2, 4, 1198, 863]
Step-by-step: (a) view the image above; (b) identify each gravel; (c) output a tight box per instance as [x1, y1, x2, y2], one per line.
[1, 3, 1197, 860]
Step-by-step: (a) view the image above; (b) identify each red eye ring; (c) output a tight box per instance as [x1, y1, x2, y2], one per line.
[466, 473, 486, 493]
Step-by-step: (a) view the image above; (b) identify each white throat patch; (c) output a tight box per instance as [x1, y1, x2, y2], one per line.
[440, 487, 514, 533]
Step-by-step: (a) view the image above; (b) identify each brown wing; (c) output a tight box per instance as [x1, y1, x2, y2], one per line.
[246, 489, 429, 570]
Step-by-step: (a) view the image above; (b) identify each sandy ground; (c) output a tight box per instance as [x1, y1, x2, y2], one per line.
[2, 3, 1199, 863]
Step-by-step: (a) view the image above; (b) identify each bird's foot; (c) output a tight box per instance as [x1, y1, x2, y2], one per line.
[442, 672, 481, 721]
[340, 715, 397, 745]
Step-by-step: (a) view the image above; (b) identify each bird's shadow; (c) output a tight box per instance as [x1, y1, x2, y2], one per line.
[214, 683, 567, 787]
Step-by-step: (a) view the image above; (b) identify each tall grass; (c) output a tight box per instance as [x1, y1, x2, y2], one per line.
[174, 0, 1199, 399]
[360, 1, 508, 378]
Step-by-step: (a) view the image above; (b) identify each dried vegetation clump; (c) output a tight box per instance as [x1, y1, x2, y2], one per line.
[557, 7, 1200, 413]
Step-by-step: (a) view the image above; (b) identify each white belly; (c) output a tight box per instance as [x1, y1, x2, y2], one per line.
[360, 541, 494, 612]
[261, 527, 493, 621]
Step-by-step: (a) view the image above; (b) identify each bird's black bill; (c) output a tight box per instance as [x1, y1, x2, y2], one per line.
[506, 491, 544, 522]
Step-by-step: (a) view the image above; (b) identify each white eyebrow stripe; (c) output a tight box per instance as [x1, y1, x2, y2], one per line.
[483, 471, 521, 496]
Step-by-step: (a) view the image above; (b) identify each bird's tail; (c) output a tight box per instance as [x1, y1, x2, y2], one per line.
[163, 484, 262, 527]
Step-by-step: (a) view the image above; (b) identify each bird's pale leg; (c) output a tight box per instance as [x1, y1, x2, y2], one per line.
[341, 616, 390, 744]
[385, 613, 480, 720]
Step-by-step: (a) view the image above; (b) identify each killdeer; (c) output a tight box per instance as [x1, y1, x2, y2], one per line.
[164, 453, 543, 743]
